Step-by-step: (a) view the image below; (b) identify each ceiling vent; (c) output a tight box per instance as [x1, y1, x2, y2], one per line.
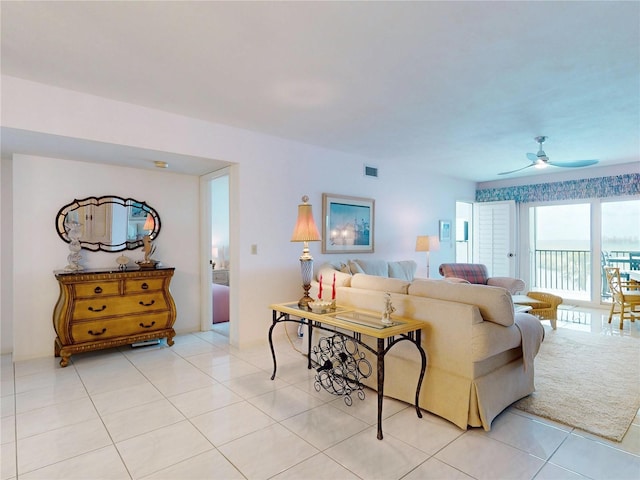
[364, 164, 378, 178]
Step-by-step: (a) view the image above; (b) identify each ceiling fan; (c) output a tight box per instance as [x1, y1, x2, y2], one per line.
[498, 136, 599, 175]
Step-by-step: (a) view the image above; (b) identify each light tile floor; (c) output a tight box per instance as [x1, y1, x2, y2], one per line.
[1, 307, 639, 479]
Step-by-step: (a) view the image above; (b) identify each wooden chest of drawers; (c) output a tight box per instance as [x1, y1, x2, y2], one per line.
[53, 267, 177, 367]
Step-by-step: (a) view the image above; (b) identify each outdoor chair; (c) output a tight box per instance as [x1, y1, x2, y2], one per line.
[601, 251, 611, 296]
[512, 292, 563, 330]
[603, 266, 640, 329]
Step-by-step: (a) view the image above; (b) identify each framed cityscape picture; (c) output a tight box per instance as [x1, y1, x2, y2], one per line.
[322, 193, 375, 253]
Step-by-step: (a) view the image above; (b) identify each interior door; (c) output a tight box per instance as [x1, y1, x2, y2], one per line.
[473, 200, 517, 277]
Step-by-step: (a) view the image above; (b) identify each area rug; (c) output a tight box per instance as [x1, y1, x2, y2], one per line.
[513, 328, 640, 442]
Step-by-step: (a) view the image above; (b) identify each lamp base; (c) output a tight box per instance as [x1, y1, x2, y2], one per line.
[298, 295, 314, 310]
[298, 283, 313, 309]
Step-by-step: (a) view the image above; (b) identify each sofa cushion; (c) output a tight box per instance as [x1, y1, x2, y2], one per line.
[408, 280, 515, 326]
[388, 260, 417, 281]
[339, 262, 352, 274]
[350, 273, 410, 294]
[316, 263, 352, 287]
[472, 321, 522, 361]
[353, 259, 389, 277]
[348, 260, 365, 274]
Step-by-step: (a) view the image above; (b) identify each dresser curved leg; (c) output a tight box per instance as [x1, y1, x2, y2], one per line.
[167, 332, 175, 346]
[59, 353, 70, 368]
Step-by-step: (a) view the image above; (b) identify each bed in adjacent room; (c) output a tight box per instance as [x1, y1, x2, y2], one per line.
[212, 283, 230, 323]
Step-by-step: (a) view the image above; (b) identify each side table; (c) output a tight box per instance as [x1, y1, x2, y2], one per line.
[268, 303, 427, 440]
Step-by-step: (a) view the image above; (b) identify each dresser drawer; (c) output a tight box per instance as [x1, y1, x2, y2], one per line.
[212, 270, 229, 285]
[71, 312, 170, 343]
[73, 293, 169, 320]
[74, 281, 121, 298]
[125, 278, 164, 293]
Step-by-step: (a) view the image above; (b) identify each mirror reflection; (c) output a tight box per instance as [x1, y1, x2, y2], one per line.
[56, 196, 161, 252]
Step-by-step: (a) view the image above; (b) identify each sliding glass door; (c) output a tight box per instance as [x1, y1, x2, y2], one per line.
[526, 197, 639, 305]
[601, 199, 640, 302]
[528, 203, 592, 302]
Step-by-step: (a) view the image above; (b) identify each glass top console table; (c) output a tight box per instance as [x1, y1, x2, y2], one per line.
[268, 302, 427, 440]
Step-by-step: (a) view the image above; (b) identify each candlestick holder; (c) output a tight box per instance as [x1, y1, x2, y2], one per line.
[64, 220, 83, 271]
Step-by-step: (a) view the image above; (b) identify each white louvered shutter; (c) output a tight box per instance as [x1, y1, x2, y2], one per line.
[473, 200, 517, 277]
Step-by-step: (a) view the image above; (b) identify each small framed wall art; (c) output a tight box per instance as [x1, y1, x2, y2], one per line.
[439, 220, 452, 243]
[322, 193, 375, 254]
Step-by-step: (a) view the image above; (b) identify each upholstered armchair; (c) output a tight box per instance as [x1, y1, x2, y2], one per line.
[438, 263, 525, 294]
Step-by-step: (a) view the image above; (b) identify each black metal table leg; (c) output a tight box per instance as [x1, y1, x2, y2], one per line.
[268, 310, 279, 380]
[377, 337, 385, 440]
[414, 330, 426, 419]
[307, 319, 313, 369]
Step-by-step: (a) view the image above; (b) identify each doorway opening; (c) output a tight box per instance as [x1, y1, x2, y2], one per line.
[209, 173, 230, 336]
[455, 201, 472, 263]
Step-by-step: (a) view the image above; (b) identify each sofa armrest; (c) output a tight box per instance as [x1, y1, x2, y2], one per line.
[487, 277, 525, 294]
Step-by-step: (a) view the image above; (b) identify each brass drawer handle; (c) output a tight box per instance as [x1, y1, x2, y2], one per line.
[139, 321, 156, 329]
[94, 286, 103, 294]
[88, 305, 107, 312]
[141, 283, 149, 290]
[88, 328, 107, 336]
[139, 300, 155, 307]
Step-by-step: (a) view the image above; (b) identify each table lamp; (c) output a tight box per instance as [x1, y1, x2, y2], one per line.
[416, 235, 440, 278]
[291, 195, 321, 308]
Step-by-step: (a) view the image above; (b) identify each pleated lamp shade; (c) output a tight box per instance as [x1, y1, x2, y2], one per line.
[291, 202, 321, 243]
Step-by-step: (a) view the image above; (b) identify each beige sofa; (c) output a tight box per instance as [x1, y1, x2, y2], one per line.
[310, 268, 545, 431]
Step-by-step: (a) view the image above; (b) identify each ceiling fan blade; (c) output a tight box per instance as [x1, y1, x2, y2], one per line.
[526, 152, 538, 162]
[498, 164, 535, 175]
[547, 159, 599, 168]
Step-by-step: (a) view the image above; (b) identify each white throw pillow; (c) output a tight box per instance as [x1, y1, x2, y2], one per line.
[388, 260, 417, 281]
[353, 259, 389, 277]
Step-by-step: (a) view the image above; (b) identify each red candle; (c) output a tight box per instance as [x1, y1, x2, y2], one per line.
[318, 275, 323, 299]
[332, 273, 336, 300]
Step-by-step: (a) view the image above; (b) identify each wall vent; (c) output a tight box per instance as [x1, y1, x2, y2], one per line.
[364, 164, 378, 178]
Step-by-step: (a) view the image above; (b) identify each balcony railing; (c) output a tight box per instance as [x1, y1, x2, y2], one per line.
[531, 249, 636, 298]
[532, 249, 591, 293]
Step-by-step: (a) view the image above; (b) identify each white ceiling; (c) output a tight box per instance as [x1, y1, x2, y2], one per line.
[1, 1, 639, 181]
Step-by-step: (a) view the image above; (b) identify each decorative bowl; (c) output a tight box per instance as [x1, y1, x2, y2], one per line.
[309, 300, 333, 314]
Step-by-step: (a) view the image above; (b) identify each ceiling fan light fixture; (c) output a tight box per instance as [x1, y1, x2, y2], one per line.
[534, 161, 548, 169]
[498, 135, 598, 176]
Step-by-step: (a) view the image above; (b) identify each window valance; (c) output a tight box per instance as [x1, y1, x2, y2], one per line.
[476, 173, 640, 203]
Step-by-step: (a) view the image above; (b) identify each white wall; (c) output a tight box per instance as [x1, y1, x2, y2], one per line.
[0, 158, 13, 354]
[1, 76, 476, 360]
